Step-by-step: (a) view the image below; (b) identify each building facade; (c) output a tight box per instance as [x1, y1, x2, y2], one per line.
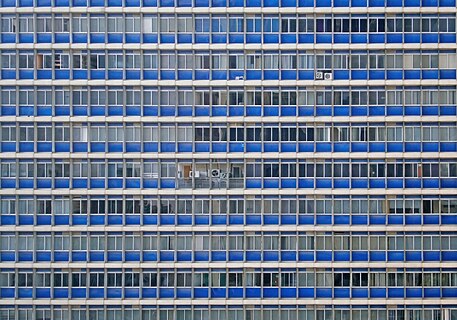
[0, 0, 457, 318]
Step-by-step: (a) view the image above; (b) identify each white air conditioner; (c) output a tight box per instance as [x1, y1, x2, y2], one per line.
[324, 72, 333, 80]
[315, 72, 323, 80]
[235, 76, 244, 80]
[211, 169, 221, 178]
[189, 171, 200, 178]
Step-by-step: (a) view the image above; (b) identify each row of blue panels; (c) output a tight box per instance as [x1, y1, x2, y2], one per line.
[3, 69, 456, 81]
[3, 105, 457, 117]
[2, 250, 456, 262]
[2, 178, 457, 189]
[1, 287, 456, 300]
[3, 33, 456, 45]
[2, 0, 455, 7]
[1, 214, 455, 226]
[3, 142, 456, 154]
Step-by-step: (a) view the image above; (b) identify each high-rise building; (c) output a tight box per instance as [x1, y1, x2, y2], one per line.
[0, 0, 457, 318]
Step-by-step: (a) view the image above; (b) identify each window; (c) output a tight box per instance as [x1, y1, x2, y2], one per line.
[1, 16, 16, 33]
[72, 15, 88, 32]
[160, 16, 176, 33]
[125, 15, 140, 33]
[19, 15, 34, 32]
[1, 52, 16, 69]
[143, 15, 158, 33]
[90, 15, 106, 33]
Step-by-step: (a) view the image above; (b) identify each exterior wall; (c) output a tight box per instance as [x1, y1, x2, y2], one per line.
[0, 0, 457, 319]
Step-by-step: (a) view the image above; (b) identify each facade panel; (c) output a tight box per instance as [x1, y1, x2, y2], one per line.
[0, 1, 457, 319]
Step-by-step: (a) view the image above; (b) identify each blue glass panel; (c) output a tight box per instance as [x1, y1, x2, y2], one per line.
[18, 288, 33, 298]
[245, 288, 261, 298]
[316, 288, 332, 298]
[263, 288, 279, 298]
[370, 288, 386, 298]
[298, 288, 314, 297]
[194, 288, 208, 298]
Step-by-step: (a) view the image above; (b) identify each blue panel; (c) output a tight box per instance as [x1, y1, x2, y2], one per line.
[71, 288, 86, 298]
[107, 289, 122, 298]
[404, 34, 420, 43]
[334, 214, 350, 223]
[370, 288, 386, 298]
[245, 288, 261, 298]
[298, 288, 314, 297]
[194, 288, 208, 298]
[405, 251, 421, 261]
[263, 288, 279, 298]
[352, 251, 368, 261]
[211, 251, 226, 261]
[160, 215, 175, 225]
[246, 251, 261, 261]
[0, 289, 14, 298]
[334, 70, 349, 80]
[18, 215, 33, 225]
[177, 288, 191, 298]
[440, 34, 456, 43]
[352, 215, 367, 225]
[443, 288, 457, 297]
[194, 252, 209, 261]
[405, 215, 421, 224]
[89, 288, 104, 298]
[90, 252, 104, 261]
[316, 288, 332, 298]
[125, 289, 141, 299]
[264, 251, 279, 261]
[0, 253, 15, 261]
[1, 179, 16, 188]
[442, 251, 457, 261]
[281, 251, 296, 261]
[54, 288, 69, 298]
[386, 70, 402, 79]
[107, 251, 122, 261]
[388, 288, 404, 298]
[334, 288, 350, 298]
[370, 251, 386, 261]
[72, 215, 88, 225]
[228, 288, 243, 298]
[143, 252, 158, 261]
[315, 34, 332, 43]
[334, 251, 350, 261]
[351, 288, 368, 298]
[316, 251, 332, 261]
[18, 288, 33, 298]
[334, 106, 350, 116]
[298, 251, 314, 261]
[18, 252, 33, 261]
[442, 215, 457, 224]
[142, 288, 157, 298]
[36, 252, 51, 261]
[72, 252, 87, 261]
[160, 251, 174, 261]
[424, 288, 441, 297]
[264, 143, 279, 152]
[229, 251, 243, 261]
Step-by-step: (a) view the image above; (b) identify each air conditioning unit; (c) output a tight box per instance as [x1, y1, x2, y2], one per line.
[190, 171, 200, 178]
[315, 72, 323, 80]
[324, 72, 333, 80]
[235, 76, 244, 80]
[211, 169, 221, 178]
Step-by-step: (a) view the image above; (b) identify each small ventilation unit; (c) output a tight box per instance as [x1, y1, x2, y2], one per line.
[211, 169, 221, 178]
[324, 72, 333, 80]
[315, 72, 323, 80]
